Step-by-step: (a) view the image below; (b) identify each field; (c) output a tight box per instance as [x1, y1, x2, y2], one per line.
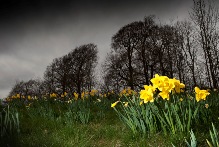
[1, 76, 219, 147]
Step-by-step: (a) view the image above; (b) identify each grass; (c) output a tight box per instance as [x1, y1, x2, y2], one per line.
[17, 115, 175, 147]
[1, 90, 219, 147]
[0, 100, 175, 146]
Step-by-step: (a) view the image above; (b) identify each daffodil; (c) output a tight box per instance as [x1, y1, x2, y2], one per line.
[90, 89, 98, 96]
[61, 92, 67, 98]
[120, 89, 127, 96]
[28, 95, 31, 100]
[151, 74, 175, 93]
[159, 90, 170, 100]
[81, 92, 85, 99]
[160, 79, 175, 92]
[205, 104, 209, 109]
[150, 74, 162, 89]
[140, 85, 155, 103]
[16, 94, 20, 98]
[171, 78, 185, 93]
[50, 93, 57, 98]
[194, 87, 210, 102]
[74, 92, 78, 100]
[111, 101, 119, 108]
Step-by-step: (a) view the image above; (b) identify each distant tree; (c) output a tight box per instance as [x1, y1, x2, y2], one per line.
[8, 80, 24, 98]
[157, 25, 181, 78]
[105, 16, 188, 91]
[44, 57, 69, 95]
[67, 43, 98, 97]
[190, 0, 219, 88]
[9, 44, 98, 99]
[175, 20, 198, 88]
[102, 51, 127, 93]
[43, 62, 56, 94]
[111, 21, 142, 90]
[43, 43, 98, 98]
[134, 16, 159, 85]
[8, 79, 43, 98]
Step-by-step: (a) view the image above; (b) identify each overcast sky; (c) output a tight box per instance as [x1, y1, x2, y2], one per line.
[0, 0, 195, 98]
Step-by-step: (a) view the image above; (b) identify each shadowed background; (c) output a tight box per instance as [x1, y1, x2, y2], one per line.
[0, 0, 193, 98]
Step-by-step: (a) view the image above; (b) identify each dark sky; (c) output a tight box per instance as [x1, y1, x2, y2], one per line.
[0, 0, 193, 98]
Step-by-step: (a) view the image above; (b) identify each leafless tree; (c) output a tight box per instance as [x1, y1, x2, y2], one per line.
[190, 0, 219, 88]
[111, 21, 142, 90]
[8, 79, 43, 98]
[67, 43, 98, 97]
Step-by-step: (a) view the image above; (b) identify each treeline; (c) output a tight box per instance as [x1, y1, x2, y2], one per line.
[8, 0, 219, 98]
[102, 0, 219, 92]
[9, 44, 98, 98]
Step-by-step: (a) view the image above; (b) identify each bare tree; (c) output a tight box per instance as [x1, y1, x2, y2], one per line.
[67, 43, 98, 97]
[134, 16, 159, 85]
[43, 43, 98, 98]
[8, 79, 43, 98]
[190, 0, 219, 88]
[44, 57, 69, 95]
[105, 16, 188, 91]
[102, 51, 127, 93]
[44, 62, 56, 94]
[111, 22, 142, 90]
[175, 20, 199, 87]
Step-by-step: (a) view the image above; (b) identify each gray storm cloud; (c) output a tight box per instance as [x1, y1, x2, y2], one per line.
[0, 0, 193, 98]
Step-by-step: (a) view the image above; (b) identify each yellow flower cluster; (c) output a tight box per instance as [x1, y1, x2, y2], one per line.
[11, 94, 20, 99]
[73, 89, 98, 100]
[140, 74, 185, 104]
[90, 89, 98, 96]
[6, 94, 39, 102]
[111, 101, 129, 108]
[50, 93, 57, 98]
[99, 91, 114, 98]
[99, 93, 107, 98]
[119, 87, 137, 97]
[61, 92, 68, 98]
[194, 87, 210, 102]
[9, 93, 21, 99]
[73, 92, 79, 100]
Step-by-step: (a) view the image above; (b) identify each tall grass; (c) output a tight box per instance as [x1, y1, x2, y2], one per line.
[0, 105, 20, 146]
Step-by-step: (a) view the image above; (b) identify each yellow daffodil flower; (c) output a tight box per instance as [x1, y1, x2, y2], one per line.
[194, 87, 210, 102]
[111, 101, 119, 108]
[140, 85, 155, 103]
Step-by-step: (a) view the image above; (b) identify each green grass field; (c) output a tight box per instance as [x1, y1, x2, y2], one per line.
[0, 101, 184, 147]
[1, 87, 219, 147]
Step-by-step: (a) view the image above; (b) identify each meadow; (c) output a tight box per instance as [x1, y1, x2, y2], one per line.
[1, 75, 219, 147]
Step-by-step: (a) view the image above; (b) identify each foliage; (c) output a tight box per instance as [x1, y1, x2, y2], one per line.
[207, 123, 219, 147]
[112, 74, 213, 138]
[0, 105, 20, 146]
[1, 85, 219, 146]
[184, 130, 197, 147]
